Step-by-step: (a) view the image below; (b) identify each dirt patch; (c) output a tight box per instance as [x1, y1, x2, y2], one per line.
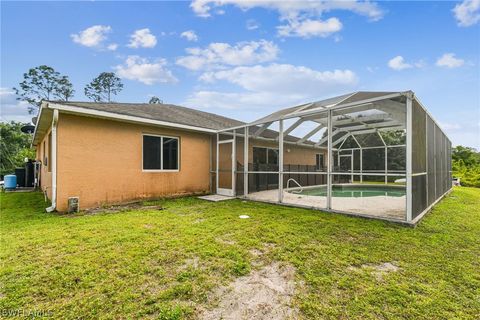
[217, 238, 236, 246]
[249, 248, 263, 257]
[349, 262, 400, 281]
[199, 262, 297, 320]
[70, 203, 165, 216]
[181, 257, 200, 270]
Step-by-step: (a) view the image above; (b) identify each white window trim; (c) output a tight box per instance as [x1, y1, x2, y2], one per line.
[316, 153, 325, 170]
[142, 133, 180, 172]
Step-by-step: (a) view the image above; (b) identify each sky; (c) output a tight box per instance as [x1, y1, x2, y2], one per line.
[1, 0, 479, 149]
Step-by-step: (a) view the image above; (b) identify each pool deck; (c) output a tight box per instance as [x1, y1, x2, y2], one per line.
[246, 189, 406, 220]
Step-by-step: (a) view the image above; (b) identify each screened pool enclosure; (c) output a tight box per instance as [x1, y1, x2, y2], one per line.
[214, 91, 452, 224]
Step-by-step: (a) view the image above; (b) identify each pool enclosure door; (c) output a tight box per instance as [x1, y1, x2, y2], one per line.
[216, 139, 235, 196]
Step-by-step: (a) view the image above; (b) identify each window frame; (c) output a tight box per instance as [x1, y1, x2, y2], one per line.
[253, 146, 279, 165]
[316, 153, 325, 171]
[142, 133, 180, 172]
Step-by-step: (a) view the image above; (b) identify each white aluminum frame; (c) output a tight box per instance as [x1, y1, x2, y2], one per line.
[216, 138, 235, 196]
[215, 91, 452, 224]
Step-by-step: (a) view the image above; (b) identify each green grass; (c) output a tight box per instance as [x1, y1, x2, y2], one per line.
[1, 188, 479, 319]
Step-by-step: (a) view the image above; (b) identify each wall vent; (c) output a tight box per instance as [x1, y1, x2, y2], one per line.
[68, 197, 79, 213]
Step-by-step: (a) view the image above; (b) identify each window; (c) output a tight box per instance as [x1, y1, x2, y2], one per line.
[253, 147, 278, 165]
[143, 135, 179, 171]
[163, 138, 179, 170]
[316, 153, 324, 170]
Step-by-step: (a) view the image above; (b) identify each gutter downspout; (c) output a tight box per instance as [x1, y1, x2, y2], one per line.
[46, 109, 58, 212]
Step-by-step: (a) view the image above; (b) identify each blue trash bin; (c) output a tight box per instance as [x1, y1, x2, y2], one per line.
[4, 175, 17, 190]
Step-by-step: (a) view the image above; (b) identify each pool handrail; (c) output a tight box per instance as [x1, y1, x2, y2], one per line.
[287, 178, 303, 194]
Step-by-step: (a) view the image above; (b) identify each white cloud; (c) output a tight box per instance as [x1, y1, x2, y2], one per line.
[190, 0, 383, 38]
[436, 53, 465, 68]
[438, 121, 461, 131]
[128, 28, 157, 48]
[176, 40, 279, 71]
[246, 19, 259, 30]
[277, 17, 342, 38]
[114, 56, 177, 85]
[0, 88, 34, 123]
[186, 64, 358, 110]
[107, 43, 118, 51]
[71, 25, 116, 50]
[453, 0, 480, 27]
[200, 64, 357, 93]
[180, 30, 199, 42]
[388, 56, 413, 71]
[190, 0, 384, 20]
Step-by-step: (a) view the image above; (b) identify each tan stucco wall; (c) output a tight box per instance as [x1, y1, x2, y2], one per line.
[55, 113, 212, 211]
[36, 128, 52, 200]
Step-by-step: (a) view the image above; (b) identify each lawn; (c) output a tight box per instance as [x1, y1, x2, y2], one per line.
[1, 188, 479, 319]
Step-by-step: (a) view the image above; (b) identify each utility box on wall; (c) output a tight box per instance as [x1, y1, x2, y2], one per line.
[68, 197, 79, 213]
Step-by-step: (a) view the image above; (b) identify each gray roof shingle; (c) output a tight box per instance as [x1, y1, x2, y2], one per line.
[54, 101, 245, 130]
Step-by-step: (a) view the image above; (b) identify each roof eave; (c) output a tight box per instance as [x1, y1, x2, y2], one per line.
[45, 102, 219, 134]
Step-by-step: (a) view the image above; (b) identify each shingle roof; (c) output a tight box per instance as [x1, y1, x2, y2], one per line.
[54, 101, 245, 130]
[50, 101, 314, 145]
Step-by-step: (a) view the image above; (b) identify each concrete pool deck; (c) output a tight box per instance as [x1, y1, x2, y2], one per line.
[246, 189, 406, 220]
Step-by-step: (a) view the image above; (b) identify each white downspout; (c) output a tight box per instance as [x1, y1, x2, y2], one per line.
[46, 109, 58, 212]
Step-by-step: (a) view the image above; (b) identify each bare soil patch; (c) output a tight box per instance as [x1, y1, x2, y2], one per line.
[199, 262, 297, 320]
[349, 262, 400, 281]
[61, 203, 165, 216]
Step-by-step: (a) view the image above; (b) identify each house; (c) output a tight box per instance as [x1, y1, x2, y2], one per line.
[32, 91, 452, 224]
[33, 100, 325, 212]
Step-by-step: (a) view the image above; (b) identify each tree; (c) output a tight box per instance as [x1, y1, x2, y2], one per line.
[14, 65, 75, 114]
[452, 145, 480, 188]
[0, 122, 35, 176]
[148, 96, 163, 104]
[452, 146, 480, 167]
[84, 72, 123, 102]
[56, 76, 75, 101]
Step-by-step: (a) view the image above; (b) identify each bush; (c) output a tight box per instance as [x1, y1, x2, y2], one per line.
[0, 121, 35, 176]
[452, 146, 480, 188]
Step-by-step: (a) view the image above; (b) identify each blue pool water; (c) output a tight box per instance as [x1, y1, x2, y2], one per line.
[289, 185, 405, 198]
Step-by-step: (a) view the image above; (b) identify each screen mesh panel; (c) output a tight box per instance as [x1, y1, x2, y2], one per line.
[412, 100, 426, 174]
[427, 116, 436, 206]
[412, 175, 427, 219]
[442, 133, 448, 194]
[353, 150, 360, 171]
[446, 138, 450, 193]
[362, 148, 385, 172]
[435, 124, 443, 199]
[387, 147, 406, 172]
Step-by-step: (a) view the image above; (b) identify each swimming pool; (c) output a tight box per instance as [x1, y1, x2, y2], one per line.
[289, 185, 406, 198]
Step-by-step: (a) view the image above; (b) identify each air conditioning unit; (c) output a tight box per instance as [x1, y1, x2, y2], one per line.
[68, 197, 79, 213]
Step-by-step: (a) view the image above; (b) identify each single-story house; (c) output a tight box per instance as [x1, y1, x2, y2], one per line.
[33, 100, 325, 212]
[33, 91, 452, 224]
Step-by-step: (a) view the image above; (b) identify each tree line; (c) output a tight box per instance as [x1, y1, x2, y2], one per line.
[14, 65, 162, 115]
[0, 65, 163, 176]
[452, 146, 480, 187]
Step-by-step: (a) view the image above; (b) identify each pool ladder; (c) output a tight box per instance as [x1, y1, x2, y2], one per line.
[287, 178, 303, 194]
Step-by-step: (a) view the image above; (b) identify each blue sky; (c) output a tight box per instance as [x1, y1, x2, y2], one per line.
[1, 0, 479, 148]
